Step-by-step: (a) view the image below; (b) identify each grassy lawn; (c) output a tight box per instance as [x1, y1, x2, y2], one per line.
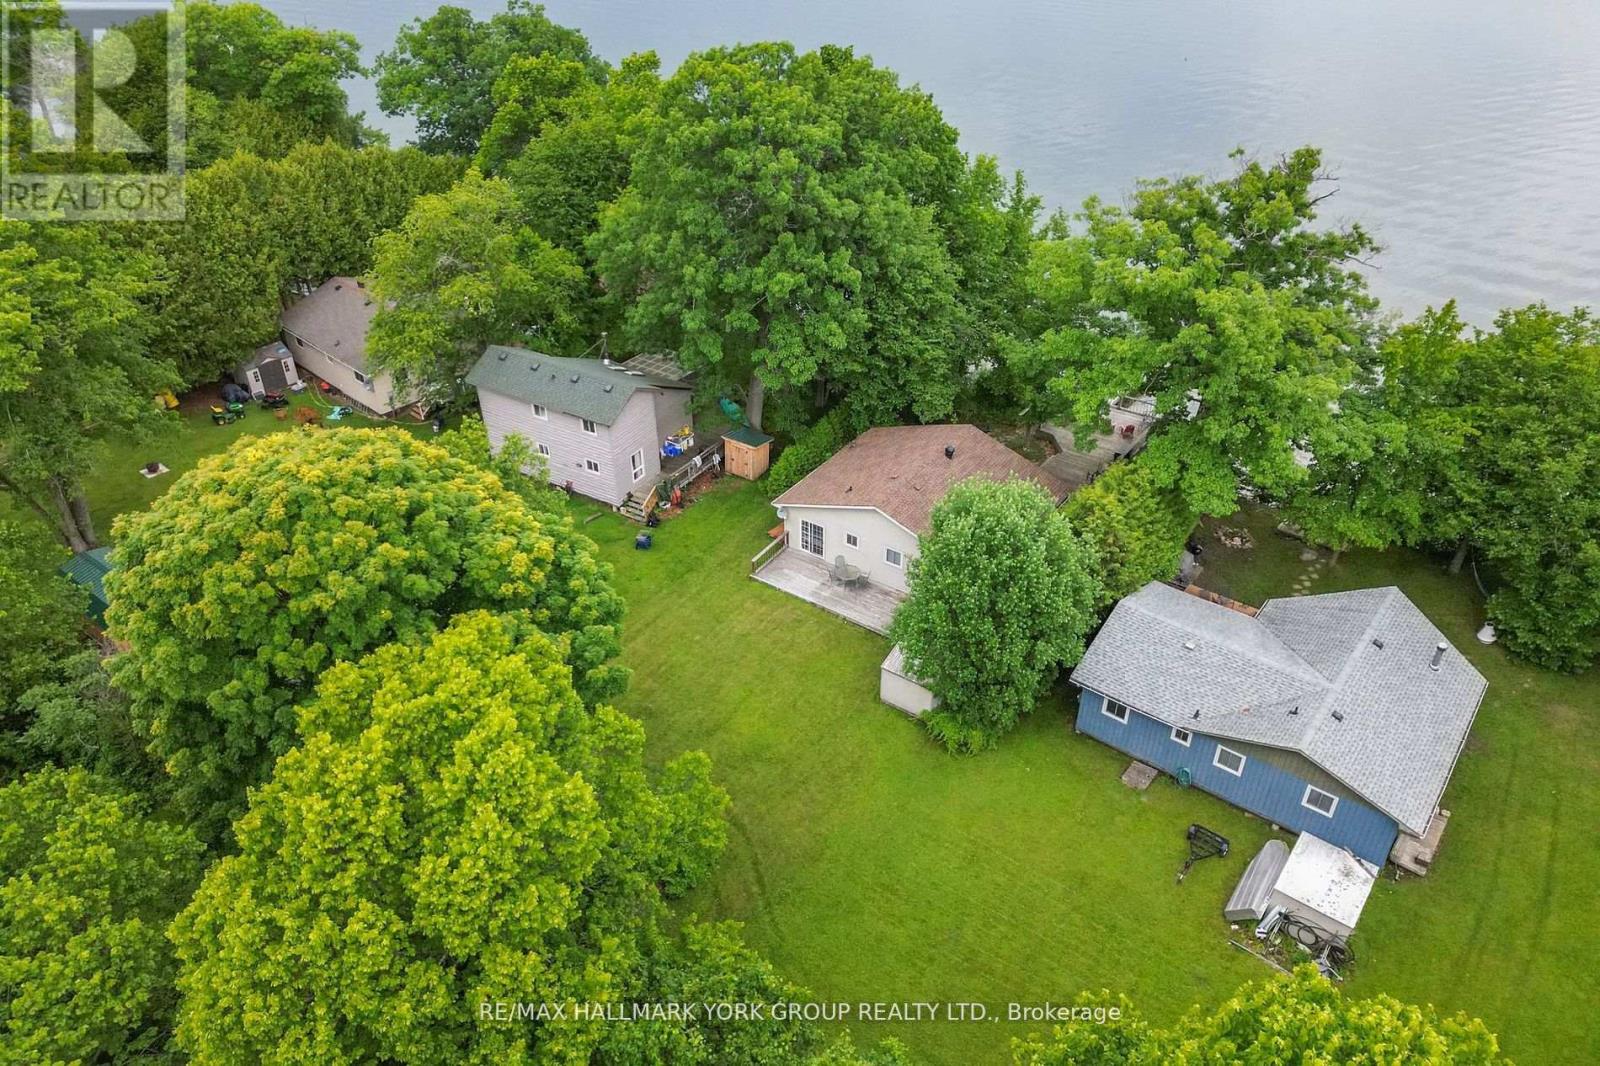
[1, 393, 431, 541]
[17, 413, 1595, 1063]
[586, 481, 1599, 1064]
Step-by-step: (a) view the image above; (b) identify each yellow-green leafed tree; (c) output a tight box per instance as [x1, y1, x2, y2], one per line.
[169, 611, 728, 1065]
[1012, 965, 1506, 1065]
[0, 767, 203, 1066]
[106, 429, 626, 839]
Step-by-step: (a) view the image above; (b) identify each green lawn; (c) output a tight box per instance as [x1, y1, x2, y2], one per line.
[1, 394, 431, 540]
[17, 414, 1596, 1063]
[586, 482, 1599, 1064]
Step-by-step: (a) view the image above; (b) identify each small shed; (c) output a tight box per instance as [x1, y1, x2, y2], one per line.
[60, 546, 114, 628]
[722, 425, 774, 480]
[234, 341, 301, 398]
[880, 644, 939, 718]
[1266, 832, 1378, 939]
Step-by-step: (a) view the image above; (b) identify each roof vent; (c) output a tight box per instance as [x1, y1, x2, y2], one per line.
[570, 374, 581, 384]
[333, 339, 340, 346]
[1430, 642, 1447, 671]
[1331, 710, 1345, 722]
[333, 283, 343, 290]
[530, 361, 541, 371]
[356, 280, 365, 288]
[1182, 640, 1196, 651]
[364, 299, 372, 307]
[1191, 709, 1201, 720]
[1289, 705, 1299, 716]
[603, 384, 613, 393]
[1371, 637, 1385, 650]
[497, 351, 508, 362]
[944, 444, 956, 460]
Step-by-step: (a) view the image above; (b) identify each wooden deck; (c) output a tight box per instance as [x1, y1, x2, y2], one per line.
[752, 547, 905, 635]
[1041, 419, 1151, 489]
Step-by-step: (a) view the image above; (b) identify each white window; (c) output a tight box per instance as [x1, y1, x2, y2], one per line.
[630, 449, 645, 482]
[884, 546, 904, 568]
[1101, 697, 1129, 724]
[799, 519, 824, 557]
[536, 443, 550, 457]
[1302, 785, 1339, 818]
[585, 458, 600, 473]
[581, 418, 597, 435]
[1170, 726, 1192, 747]
[845, 532, 859, 548]
[531, 403, 547, 420]
[1213, 745, 1246, 777]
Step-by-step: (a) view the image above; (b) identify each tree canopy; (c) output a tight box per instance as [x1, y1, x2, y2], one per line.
[890, 478, 1102, 751]
[591, 42, 989, 432]
[1012, 965, 1505, 1064]
[1062, 457, 1196, 606]
[368, 168, 585, 404]
[375, 0, 605, 156]
[1016, 148, 1381, 518]
[106, 429, 626, 836]
[0, 220, 175, 551]
[170, 610, 728, 1064]
[0, 519, 85, 721]
[0, 767, 203, 1066]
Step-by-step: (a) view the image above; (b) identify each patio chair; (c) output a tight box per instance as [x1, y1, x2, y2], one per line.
[848, 568, 871, 588]
[830, 555, 853, 583]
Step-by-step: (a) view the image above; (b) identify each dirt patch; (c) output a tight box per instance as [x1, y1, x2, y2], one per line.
[986, 424, 1060, 464]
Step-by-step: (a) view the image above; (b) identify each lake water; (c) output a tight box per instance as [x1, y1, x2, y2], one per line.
[264, 0, 1600, 325]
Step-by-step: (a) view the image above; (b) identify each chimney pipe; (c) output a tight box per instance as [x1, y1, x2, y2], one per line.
[1430, 642, 1446, 671]
[944, 444, 955, 460]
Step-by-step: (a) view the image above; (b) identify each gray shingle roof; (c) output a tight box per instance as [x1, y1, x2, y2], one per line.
[466, 346, 690, 426]
[1071, 582, 1487, 836]
[280, 277, 379, 372]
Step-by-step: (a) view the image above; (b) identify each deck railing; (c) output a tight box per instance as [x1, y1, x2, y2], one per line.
[750, 530, 788, 575]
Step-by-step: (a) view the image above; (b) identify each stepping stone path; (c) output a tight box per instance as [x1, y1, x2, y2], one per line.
[1291, 547, 1328, 596]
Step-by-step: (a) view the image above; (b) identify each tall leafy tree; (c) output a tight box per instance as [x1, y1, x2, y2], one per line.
[375, 0, 605, 156]
[106, 429, 626, 837]
[170, 611, 729, 1063]
[0, 519, 85, 721]
[1452, 305, 1600, 670]
[0, 767, 203, 1065]
[890, 478, 1102, 752]
[0, 220, 175, 550]
[1012, 965, 1504, 1064]
[590, 42, 973, 431]
[1019, 147, 1381, 517]
[1062, 457, 1196, 606]
[368, 169, 584, 404]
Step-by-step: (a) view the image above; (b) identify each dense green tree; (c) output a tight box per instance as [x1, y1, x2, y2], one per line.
[0, 220, 175, 550]
[0, 520, 85, 720]
[368, 169, 584, 404]
[1452, 305, 1600, 670]
[1288, 302, 1476, 561]
[12, 651, 165, 794]
[375, 1, 605, 156]
[0, 767, 203, 1065]
[106, 429, 625, 837]
[1018, 148, 1381, 518]
[591, 42, 973, 431]
[1012, 965, 1504, 1064]
[890, 478, 1102, 752]
[170, 610, 726, 1064]
[1062, 458, 1196, 606]
[434, 413, 567, 516]
[148, 143, 460, 383]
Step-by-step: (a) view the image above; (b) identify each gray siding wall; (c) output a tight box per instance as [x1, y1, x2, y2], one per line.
[607, 391, 664, 504]
[1075, 688, 1399, 865]
[652, 388, 692, 440]
[477, 386, 667, 507]
[283, 331, 406, 415]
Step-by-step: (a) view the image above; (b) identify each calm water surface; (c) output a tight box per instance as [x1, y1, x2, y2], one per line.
[265, 0, 1600, 324]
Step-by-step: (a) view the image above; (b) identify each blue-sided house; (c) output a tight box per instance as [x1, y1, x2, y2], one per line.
[1070, 582, 1488, 868]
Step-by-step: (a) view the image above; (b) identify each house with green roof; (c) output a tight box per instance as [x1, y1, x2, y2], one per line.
[466, 345, 696, 508]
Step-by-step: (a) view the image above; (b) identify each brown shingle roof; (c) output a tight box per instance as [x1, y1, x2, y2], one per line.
[773, 424, 1071, 534]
